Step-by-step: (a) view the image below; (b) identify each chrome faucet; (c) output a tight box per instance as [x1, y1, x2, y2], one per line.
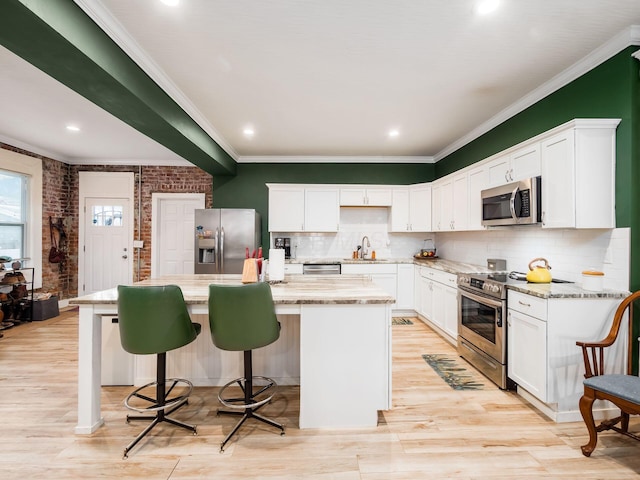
[360, 235, 370, 259]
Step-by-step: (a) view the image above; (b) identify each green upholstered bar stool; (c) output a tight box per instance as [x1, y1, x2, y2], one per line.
[208, 282, 285, 452]
[117, 285, 202, 458]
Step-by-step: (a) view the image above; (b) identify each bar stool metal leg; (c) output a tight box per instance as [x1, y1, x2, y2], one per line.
[217, 351, 285, 452]
[123, 353, 197, 459]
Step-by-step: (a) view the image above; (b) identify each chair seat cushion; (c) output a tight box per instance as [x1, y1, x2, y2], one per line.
[584, 374, 640, 404]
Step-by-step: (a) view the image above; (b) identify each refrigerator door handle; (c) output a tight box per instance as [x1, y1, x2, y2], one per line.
[220, 227, 225, 273]
[214, 228, 220, 274]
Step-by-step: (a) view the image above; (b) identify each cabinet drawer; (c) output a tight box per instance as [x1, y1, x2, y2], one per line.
[342, 263, 397, 275]
[431, 269, 457, 288]
[284, 263, 303, 275]
[508, 291, 547, 320]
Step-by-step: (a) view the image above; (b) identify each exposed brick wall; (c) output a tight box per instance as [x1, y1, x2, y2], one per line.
[1, 143, 71, 299]
[41, 157, 72, 297]
[1, 143, 213, 299]
[67, 164, 213, 293]
[136, 166, 213, 280]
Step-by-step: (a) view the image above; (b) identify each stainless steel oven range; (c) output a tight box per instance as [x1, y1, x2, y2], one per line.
[457, 272, 509, 389]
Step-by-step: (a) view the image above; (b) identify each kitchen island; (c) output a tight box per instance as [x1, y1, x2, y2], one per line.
[70, 274, 394, 434]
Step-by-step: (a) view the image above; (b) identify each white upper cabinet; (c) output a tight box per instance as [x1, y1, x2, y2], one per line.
[390, 184, 431, 232]
[540, 119, 618, 229]
[510, 142, 541, 182]
[390, 188, 410, 232]
[268, 184, 339, 232]
[467, 164, 488, 231]
[432, 172, 467, 231]
[452, 173, 468, 231]
[268, 185, 305, 232]
[487, 143, 541, 187]
[487, 154, 511, 187]
[305, 187, 340, 232]
[339, 186, 392, 206]
[409, 184, 432, 232]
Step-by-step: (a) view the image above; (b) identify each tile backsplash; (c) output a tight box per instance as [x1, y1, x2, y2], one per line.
[435, 227, 630, 290]
[272, 207, 630, 291]
[273, 207, 425, 260]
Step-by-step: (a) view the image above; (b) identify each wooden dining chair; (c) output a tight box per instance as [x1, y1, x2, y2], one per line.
[576, 290, 640, 457]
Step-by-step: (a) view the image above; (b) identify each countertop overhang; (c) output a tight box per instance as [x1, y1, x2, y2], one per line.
[69, 274, 395, 306]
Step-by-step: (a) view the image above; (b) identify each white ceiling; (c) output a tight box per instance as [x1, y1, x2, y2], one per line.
[2, 0, 640, 166]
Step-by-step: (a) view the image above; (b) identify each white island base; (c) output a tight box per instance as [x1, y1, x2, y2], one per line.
[73, 275, 393, 434]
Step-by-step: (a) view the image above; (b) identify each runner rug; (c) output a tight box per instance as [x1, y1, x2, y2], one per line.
[421, 354, 484, 390]
[392, 317, 414, 325]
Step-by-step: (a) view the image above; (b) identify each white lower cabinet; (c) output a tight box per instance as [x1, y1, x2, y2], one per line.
[507, 290, 627, 422]
[442, 284, 458, 339]
[341, 263, 397, 309]
[396, 264, 414, 311]
[415, 265, 458, 343]
[507, 308, 547, 401]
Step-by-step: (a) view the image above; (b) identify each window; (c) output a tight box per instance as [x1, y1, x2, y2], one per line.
[0, 170, 28, 261]
[91, 205, 123, 227]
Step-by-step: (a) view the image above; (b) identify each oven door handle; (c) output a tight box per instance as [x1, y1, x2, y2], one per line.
[459, 287, 504, 309]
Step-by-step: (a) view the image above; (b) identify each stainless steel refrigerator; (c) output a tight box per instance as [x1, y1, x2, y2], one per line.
[194, 209, 262, 274]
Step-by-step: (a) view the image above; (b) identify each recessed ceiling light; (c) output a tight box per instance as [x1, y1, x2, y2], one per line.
[388, 129, 399, 138]
[243, 127, 255, 137]
[476, 0, 500, 15]
[160, 0, 180, 6]
[66, 125, 80, 132]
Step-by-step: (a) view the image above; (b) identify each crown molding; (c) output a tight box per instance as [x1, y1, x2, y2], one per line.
[434, 25, 640, 162]
[0, 135, 193, 167]
[0, 134, 72, 163]
[237, 155, 434, 164]
[63, 158, 194, 167]
[72, 0, 239, 161]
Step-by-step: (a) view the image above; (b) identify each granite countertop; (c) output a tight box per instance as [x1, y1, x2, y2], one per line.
[69, 274, 395, 306]
[505, 281, 629, 300]
[274, 256, 630, 300]
[412, 258, 495, 275]
[287, 257, 414, 265]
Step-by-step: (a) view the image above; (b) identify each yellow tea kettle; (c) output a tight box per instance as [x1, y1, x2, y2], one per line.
[526, 257, 552, 283]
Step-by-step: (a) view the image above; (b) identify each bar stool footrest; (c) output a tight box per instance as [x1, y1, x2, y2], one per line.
[218, 375, 277, 409]
[125, 378, 193, 413]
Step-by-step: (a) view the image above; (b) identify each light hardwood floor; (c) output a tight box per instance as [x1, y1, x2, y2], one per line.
[0, 308, 639, 479]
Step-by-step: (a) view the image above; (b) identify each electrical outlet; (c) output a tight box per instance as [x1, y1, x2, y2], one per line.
[604, 245, 613, 264]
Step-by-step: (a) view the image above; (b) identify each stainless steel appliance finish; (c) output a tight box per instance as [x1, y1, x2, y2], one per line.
[302, 263, 341, 275]
[194, 209, 261, 274]
[457, 272, 508, 389]
[481, 176, 541, 227]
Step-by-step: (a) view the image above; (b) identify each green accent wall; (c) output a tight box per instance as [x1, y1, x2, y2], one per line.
[436, 48, 637, 231]
[213, 162, 434, 249]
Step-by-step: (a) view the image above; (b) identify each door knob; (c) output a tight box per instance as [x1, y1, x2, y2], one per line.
[122, 255, 128, 259]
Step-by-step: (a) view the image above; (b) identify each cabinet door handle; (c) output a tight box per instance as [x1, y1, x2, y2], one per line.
[518, 300, 531, 307]
[507, 311, 512, 327]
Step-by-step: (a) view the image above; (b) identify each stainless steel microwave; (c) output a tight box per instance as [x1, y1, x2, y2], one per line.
[481, 176, 541, 227]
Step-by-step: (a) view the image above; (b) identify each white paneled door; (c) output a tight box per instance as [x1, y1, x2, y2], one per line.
[83, 197, 132, 294]
[152, 194, 205, 278]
